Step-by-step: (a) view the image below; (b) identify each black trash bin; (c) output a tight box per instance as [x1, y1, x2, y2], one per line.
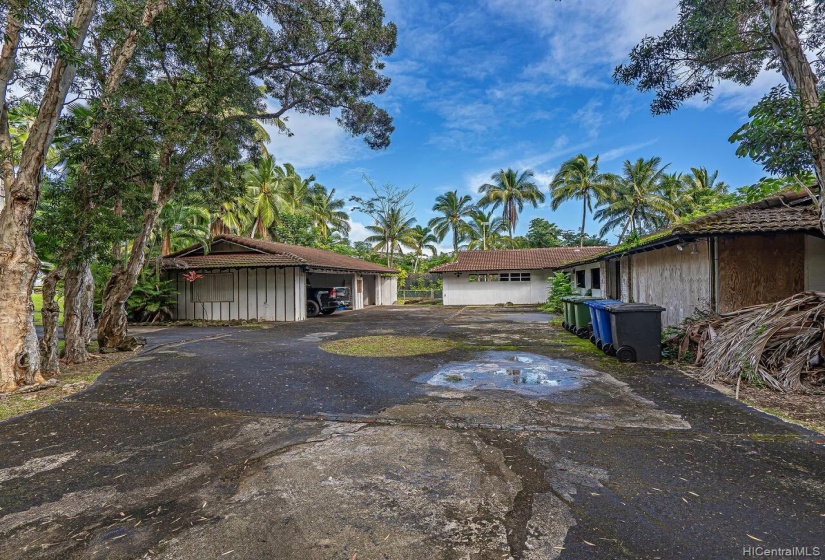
[605, 303, 665, 363]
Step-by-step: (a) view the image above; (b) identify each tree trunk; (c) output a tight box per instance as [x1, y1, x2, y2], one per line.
[580, 197, 587, 247]
[80, 265, 95, 345]
[764, 0, 825, 231]
[0, 0, 96, 392]
[161, 232, 172, 256]
[98, 163, 174, 349]
[39, 266, 65, 378]
[62, 262, 94, 363]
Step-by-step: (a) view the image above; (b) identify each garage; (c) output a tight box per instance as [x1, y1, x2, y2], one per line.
[162, 234, 398, 321]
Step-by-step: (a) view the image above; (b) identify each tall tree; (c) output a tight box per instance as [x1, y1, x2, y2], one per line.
[244, 156, 290, 240]
[404, 225, 438, 272]
[594, 157, 672, 241]
[95, 0, 398, 350]
[478, 168, 545, 244]
[307, 184, 350, 240]
[614, 0, 825, 231]
[428, 190, 474, 255]
[526, 217, 563, 248]
[352, 180, 415, 268]
[0, 0, 97, 391]
[462, 209, 507, 250]
[549, 154, 613, 247]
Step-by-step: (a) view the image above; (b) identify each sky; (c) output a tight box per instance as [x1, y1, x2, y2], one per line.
[265, 0, 782, 248]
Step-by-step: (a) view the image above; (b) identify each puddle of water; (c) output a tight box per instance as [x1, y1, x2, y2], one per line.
[416, 351, 597, 396]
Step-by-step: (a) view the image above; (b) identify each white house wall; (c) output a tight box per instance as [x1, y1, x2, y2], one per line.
[563, 262, 603, 297]
[172, 267, 305, 322]
[442, 270, 552, 306]
[379, 276, 397, 305]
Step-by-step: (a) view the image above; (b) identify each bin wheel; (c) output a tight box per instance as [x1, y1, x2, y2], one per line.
[596, 340, 603, 350]
[561, 321, 568, 330]
[589, 335, 597, 345]
[567, 325, 575, 333]
[603, 343, 614, 356]
[616, 346, 636, 363]
[576, 327, 589, 338]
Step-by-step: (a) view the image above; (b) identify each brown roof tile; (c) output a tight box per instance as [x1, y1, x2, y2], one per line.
[161, 253, 301, 270]
[560, 191, 821, 267]
[429, 247, 609, 273]
[163, 234, 398, 274]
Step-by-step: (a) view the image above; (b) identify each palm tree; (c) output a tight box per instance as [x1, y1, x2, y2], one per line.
[549, 154, 613, 247]
[404, 225, 439, 272]
[428, 190, 475, 255]
[279, 163, 311, 212]
[155, 200, 211, 256]
[462, 209, 507, 250]
[594, 157, 673, 242]
[365, 207, 417, 268]
[307, 184, 350, 239]
[244, 156, 290, 240]
[478, 168, 545, 244]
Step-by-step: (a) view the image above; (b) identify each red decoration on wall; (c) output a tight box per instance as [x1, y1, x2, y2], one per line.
[183, 271, 204, 283]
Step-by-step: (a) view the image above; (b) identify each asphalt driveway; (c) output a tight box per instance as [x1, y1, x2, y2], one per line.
[1, 306, 823, 559]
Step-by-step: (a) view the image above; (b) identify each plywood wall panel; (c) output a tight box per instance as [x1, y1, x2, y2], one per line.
[718, 234, 803, 312]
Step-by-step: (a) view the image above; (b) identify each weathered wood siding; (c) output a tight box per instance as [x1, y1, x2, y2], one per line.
[629, 240, 711, 327]
[805, 235, 825, 291]
[619, 257, 632, 303]
[172, 267, 306, 322]
[718, 234, 803, 312]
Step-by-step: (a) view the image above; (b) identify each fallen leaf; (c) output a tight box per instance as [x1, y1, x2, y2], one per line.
[582, 540, 596, 546]
[746, 534, 763, 542]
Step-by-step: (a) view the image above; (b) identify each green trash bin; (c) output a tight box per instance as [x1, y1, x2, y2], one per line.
[571, 296, 603, 338]
[560, 296, 577, 330]
[605, 303, 665, 363]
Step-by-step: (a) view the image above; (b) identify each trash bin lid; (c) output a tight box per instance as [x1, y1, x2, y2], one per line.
[585, 299, 622, 309]
[605, 302, 665, 313]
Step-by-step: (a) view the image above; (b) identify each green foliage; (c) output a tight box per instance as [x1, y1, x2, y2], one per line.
[478, 168, 545, 242]
[729, 85, 820, 177]
[550, 154, 612, 246]
[429, 191, 475, 255]
[269, 213, 318, 247]
[126, 275, 177, 323]
[544, 272, 574, 314]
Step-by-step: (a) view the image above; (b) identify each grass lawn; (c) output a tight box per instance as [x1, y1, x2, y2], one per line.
[31, 292, 64, 327]
[321, 335, 457, 357]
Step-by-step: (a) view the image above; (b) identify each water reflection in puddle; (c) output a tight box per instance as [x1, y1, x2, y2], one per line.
[416, 351, 596, 396]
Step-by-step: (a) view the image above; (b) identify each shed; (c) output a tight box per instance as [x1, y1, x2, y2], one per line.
[161, 234, 398, 321]
[430, 246, 608, 306]
[561, 191, 825, 327]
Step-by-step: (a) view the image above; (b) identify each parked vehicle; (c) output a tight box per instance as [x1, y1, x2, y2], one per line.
[307, 286, 343, 317]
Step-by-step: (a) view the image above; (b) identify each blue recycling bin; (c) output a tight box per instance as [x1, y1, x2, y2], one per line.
[584, 299, 623, 351]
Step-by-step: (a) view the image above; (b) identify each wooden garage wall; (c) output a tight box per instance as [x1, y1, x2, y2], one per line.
[718, 234, 803, 313]
[629, 239, 712, 327]
[172, 267, 306, 322]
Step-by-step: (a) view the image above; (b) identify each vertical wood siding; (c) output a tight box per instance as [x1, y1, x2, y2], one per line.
[629, 240, 711, 327]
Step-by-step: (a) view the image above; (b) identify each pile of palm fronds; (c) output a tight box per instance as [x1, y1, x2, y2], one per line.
[676, 292, 825, 392]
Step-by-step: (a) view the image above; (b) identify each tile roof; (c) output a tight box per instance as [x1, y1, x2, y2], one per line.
[429, 246, 609, 273]
[560, 190, 821, 267]
[161, 253, 302, 270]
[162, 234, 398, 274]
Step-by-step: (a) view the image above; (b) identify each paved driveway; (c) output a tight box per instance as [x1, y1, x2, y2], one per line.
[1, 307, 823, 559]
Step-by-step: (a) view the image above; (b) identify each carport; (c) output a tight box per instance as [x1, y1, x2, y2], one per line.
[162, 234, 397, 321]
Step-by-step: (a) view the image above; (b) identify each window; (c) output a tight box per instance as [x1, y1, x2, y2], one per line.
[499, 272, 531, 282]
[192, 273, 234, 302]
[469, 274, 501, 282]
[590, 268, 601, 290]
[575, 270, 586, 288]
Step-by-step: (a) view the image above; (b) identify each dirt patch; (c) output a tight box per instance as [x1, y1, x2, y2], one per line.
[0, 351, 137, 422]
[676, 366, 825, 435]
[320, 335, 457, 357]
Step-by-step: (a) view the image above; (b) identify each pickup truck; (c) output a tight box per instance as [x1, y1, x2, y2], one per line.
[306, 286, 350, 317]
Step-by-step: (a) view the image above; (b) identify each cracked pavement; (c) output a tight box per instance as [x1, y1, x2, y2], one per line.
[1, 306, 823, 559]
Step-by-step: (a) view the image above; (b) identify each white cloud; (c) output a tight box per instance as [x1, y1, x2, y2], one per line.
[600, 139, 659, 162]
[264, 111, 368, 170]
[347, 219, 371, 242]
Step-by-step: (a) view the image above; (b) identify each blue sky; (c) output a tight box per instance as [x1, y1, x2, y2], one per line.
[266, 0, 781, 247]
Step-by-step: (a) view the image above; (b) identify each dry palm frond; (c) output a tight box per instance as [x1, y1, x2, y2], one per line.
[677, 292, 825, 392]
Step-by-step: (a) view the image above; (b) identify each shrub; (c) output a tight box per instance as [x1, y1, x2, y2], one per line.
[543, 272, 573, 313]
